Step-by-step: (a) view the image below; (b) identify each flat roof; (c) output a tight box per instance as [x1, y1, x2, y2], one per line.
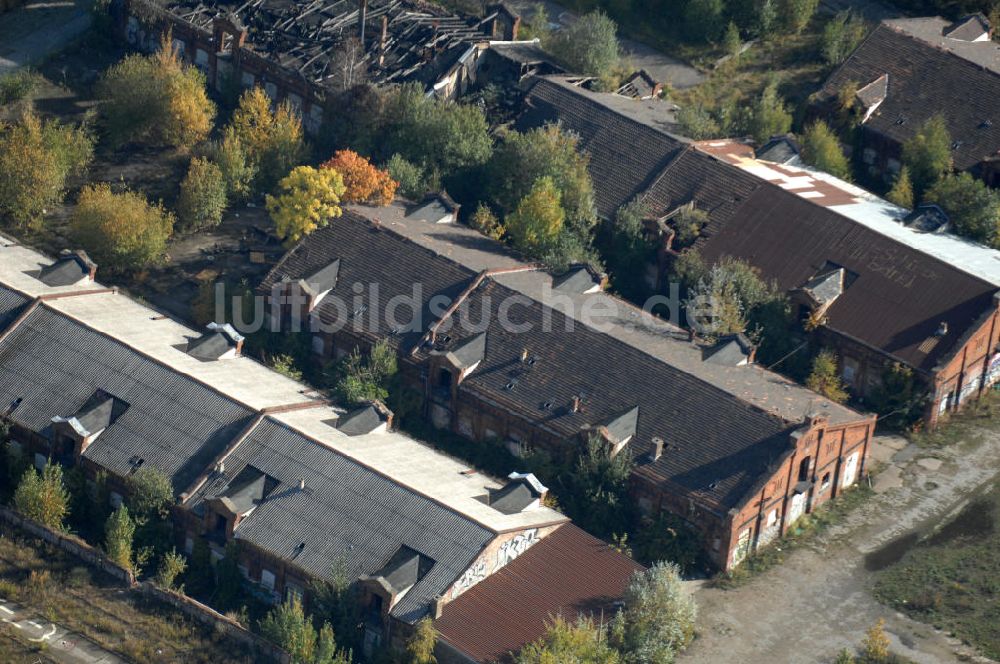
[700, 141, 1000, 288]
[0, 236, 105, 298]
[885, 16, 1000, 74]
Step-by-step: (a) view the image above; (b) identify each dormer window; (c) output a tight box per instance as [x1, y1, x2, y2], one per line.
[488, 472, 548, 514]
[185, 322, 244, 361]
[38, 249, 97, 286]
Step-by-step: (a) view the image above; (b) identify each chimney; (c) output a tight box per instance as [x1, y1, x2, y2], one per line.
[936, 321, 949, 337]
[359, 0, 368, 44]
[432, 595, 444, 619]
[520, 348, 529, 362]
[215, 460, 225, 475]
[298, 477, 306, 490]
[379, 15, 388, 67]
[651, 436, 664, 462]
[571, 396, 581, 413]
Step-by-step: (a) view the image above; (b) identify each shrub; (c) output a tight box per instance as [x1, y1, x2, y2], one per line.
[334, 339, 398, 405]
[902, 114, 952, 197]
[470, 202, 504, 240]
[924, 172, 1000, 246]
[545, 10, 621, 80]
[96, 33, 215, 149]
[227, 87, 307, 193]
[384, 154, 426, 200]
[0, 70, 42, 105]
[177, 157, 227, 230]
[806, 350, 849, 403]
[822, 11, 868, 66]
[105, 505, 138, 573]
[503, 176, 565, 257]
[611, 562, 697, 662]
[70, 183, 174, 271]
[320, 149, 397, 205]
[12, 462, 70, 530]
[266, 166, 345, 244]
[801, 121, 851, 180]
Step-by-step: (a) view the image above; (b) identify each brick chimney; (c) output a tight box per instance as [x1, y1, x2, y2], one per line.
[651, 436, 664, 462]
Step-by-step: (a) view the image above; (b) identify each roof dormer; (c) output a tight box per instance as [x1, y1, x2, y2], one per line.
[186, 322, 244, 361]
[943, 13, 990, 42]
[488, 472, 548, 514]
[38, 249, 97, 286]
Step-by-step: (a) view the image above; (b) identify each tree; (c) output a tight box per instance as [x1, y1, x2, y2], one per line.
[756, 0, 778, 39]
[228, 87, 307, 193]
[178, 157, 227, 231]
[516, 616, 620, 664]
[0, 112, 93, 228]
[723, 22, 743, 60]
[685, 257, 777, 336]
[384, 154, 427, 200]
[748, 82, 792, 145]
[310, 559, 361, 655]
[821, 11, 867, 66]
[801, 121, 851, 180]
[677, 104, 721, 140]
[632, 511, 703, 573]
[212, 129, 256, 203]
[862, 618, 890, 663]
[868, 363, 924, 430]
[563, 434, 634, 539]
[330, 38, 368, 92]
[611, 562, 696, 664]
[259, 596, 348, 664]
[885, 166, 914, 210]
[470, 202, 504, 240]
[266, 166, 346, 244]
[126, 466, 174, 523]
[405, 618, 437, 664]
[70, 183, 174, 271]
[520, 3, 552, 42]
[97, 33, 215, 149]
[806, 350, 849, 403]
[320, 150, 397, 206]
[545, 10, 621, 81]
[780, 0, 819, 34]
[902, 115, 952, 196]
[504, 176, 565, 258]
[603, 199, 654, 301]
[12, 462, 70, 530]
[925, 172, 1000, 246]
[105, 505, 138, 573]
[671, 206, 709, 248]
[334, 339, 398, 405]
[155, 548, 187, 590]
[684, 0, 725, 42]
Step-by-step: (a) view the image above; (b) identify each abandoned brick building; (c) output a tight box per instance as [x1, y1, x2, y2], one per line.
[812, 15, 1000, 186]
[259, 202, 876, 571]
[516, 74, 1000, 426]
[112, 0, 520, 133]
[0, 236, 639, 662]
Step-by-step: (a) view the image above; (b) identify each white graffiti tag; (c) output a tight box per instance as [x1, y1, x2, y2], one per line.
[495, 528, 539, 569]
[451, 561, 487, 598]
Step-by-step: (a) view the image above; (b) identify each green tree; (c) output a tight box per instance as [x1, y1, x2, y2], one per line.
[756, 0, 778, 38]
[925, 172, 1000, 246]
[868, 363, 924, 430]
[801, 121, 851, 180]
[104, 505, 138, 573]
[603, 199, 654, 301]
[178, 157, 227, 231]
[12, 462, 70, 530]
[723, 22, 743, 59]
[227, 87, 307, 194]
[266, 166, 346, 244]
[563, 434, 633, 539]
[70, 183, 174, 271]
[97, 33, 215, 149]
[211, 129, 256, 203]
[686, 257, 778, 336]
[520, 3, 552, 42]
[384, 153, 427, 200]
[260, 596, 348, 664]
[405, 618, 437, 664]
[334, 339, 399, 405]
[780, 0, 819, 34]
[470, 202, 504, 240]
[671, 206, 709, 248]
[806, 350, 849, 403]
[821, 11, 868, 66]
[309, 559, 361, 655]
[902, 114, 953, 196]
[0, 112, 93, 228]
[504, 176, 566, 258]
[632, 511, 703, 573]
[126, 465, 173, 522]
[685, 0, 725, 42]
[677, 104, 721, 140]
[545, 10, 621, 81]
[748, 82, 792, 145]
[516, 616, 620, 664]
[885, 166, 914, 210]
[611, 562, 697, 663]
[155, 548, 187, 590]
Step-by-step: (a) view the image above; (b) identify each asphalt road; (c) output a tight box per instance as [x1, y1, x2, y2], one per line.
[0, 0, 92, 75]
[0, 598, 126, 664]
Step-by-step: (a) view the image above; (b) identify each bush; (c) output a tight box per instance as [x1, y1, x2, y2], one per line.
[227, 87, 307, 194]
[334, 339, 398, 405]
[924, 172, 1000, 246]
[12, 462, 70, 530]
[105, 505, 138, 573]
[70, 183, 175, 271]
[0, 112, 93, 227]
[504, 176, 565, 258]
[806, 350, 849, 403]
[384, 154, 426, 200]
[265, 166, 345, 244]
[178, 157, 227, 231]
[611, 562, 697, 663]
[320, 149, 397, 205]
[821, 11, 868, 66]
[0, 69, 42, 105]
[545, 10, 621, 81]
[801, 121, 851, 180]
[902, 114, 952, 197]
[97, 33, 215, 149]
[211, 130, 256, 203]
[748, 81, 792, 145]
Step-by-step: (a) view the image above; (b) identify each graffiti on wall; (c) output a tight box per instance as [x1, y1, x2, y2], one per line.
[450, 560, 487, 598]
[496, 528, 539, 569]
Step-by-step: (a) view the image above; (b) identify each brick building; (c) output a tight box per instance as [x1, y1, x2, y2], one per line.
[113, 0, 520, 133]
[259, 203, 876, 571]
[812, 15, 1000, 186]
[0, 236, 637, 661]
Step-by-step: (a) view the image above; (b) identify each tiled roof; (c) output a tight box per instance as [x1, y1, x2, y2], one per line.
[818, 21, 1000, 170]
[0, 305, 256, 491]
[0, 285, 29, 333]
[264, 211, 854, 513]
[188, 417, 493, 622]
[517, 76, 688, 218]
[436, 524, 643, 663]
[654, 147, 1000, 373]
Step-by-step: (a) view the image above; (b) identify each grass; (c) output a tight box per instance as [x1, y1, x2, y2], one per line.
[713, 484, 875, 588]
[0, 629, 56, 663]
[910, 389, 1000, 449]
[872, 483, 1000, 660]
[0, 523, 255, 663]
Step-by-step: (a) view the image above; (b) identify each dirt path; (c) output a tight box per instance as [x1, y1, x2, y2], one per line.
[681, 430, 1000, 664]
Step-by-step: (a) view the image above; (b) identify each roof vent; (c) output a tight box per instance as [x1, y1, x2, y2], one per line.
[38, 249, 97, 287]
[335, 401, 393, 436]
[904, 204, 950, 233]
[936, 321, 949, 337]
[186, 322, 244, 361]
[650, 436, 664, 462]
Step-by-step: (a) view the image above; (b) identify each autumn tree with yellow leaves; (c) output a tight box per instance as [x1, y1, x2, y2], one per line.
[503, 176, 565, 257]
[97, 32, 215, 149]
[225, 87, 306, 193]
[320, 149, 397, 206]
[266, 166, 345, 244]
